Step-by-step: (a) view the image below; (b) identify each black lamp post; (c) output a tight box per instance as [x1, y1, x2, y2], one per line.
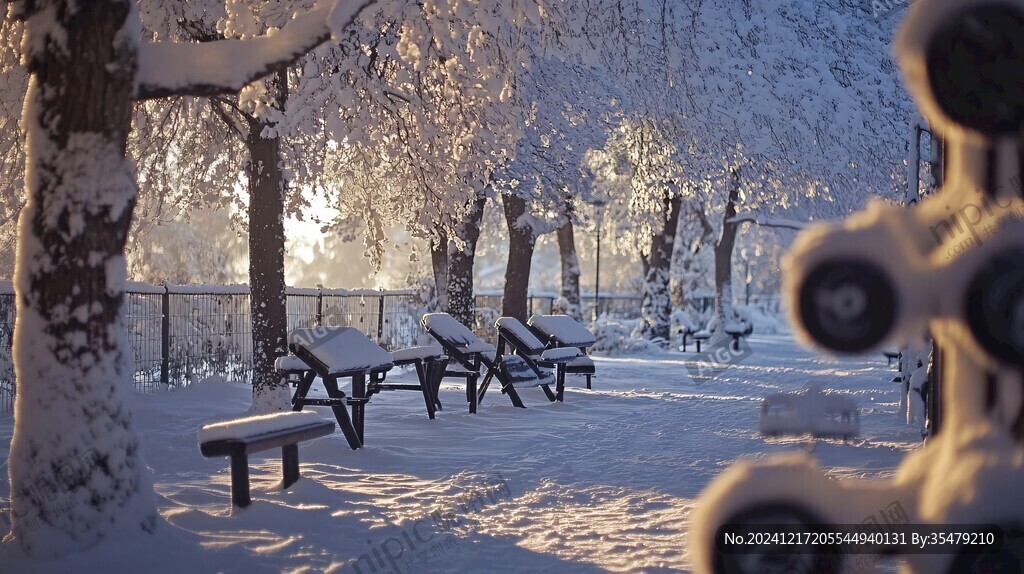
[591, 199, 607, 322]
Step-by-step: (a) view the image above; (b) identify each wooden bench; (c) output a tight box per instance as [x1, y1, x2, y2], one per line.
[883, 350, 901, 367]
[199, 411, 334, 508]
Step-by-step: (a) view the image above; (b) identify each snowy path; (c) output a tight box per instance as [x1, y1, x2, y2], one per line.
[0, 334, 919, 573]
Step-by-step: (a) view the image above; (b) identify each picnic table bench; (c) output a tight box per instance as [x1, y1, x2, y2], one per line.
[281, 329, 449, 448]
[525, 314, 597, 390]
[424, 313, 546, 411]
[494, 316, 594, 402]
[287, 327, 394, 450]
[723, 322, 754, 351]
[199, 411, 334, 508]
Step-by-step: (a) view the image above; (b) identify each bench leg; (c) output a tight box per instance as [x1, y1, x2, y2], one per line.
[282, 444, 299, 489]
[503, 383, 527, 408]
[230, 451, 251, 508]
[415, 362, 437, 420]
[732, 337, 740, 352]
[351, 374, 366, 444]
[586, 374, 592, 390]
[478, 370, 492, 403]
[291, 371, 316, 411]
[480, 360, 503, 404]
[323, 377, 362, 450]
[432, 359, 446, 411]
[467, 374, 478, 414]
[555, 366, 566, 402]
[540, 383, 557, 402]
[696, 340, 702, 353]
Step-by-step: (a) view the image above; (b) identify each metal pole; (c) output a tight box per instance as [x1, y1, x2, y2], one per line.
[594, 221, 602, 322]
[377, 291, 385, 343]
[161, 285, 170, 388]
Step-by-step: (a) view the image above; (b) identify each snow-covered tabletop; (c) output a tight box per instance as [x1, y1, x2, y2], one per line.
[288, 327, 393, 374]
[422, 313, 496, 355]
[495, 317, 546, 352]
[198, 411, 329, 443]
[527, 315, 596, 347]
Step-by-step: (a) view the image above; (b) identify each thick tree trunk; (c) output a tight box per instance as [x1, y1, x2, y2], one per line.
[6, 0, 156, 555]
[247, 70, 291, 413]
[637, 192, 682, 340]
[447, 194, 486, 327]
[556, 218, 582, 320]
[430, 230, 450, 313]
[714, 170, 742, 331]
[502, 194, 536, 321]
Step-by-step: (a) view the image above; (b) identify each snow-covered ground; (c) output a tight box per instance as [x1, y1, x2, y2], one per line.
[0, 334, 920, 573]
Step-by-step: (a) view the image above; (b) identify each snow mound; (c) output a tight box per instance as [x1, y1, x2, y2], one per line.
[589, 318, 666, 355]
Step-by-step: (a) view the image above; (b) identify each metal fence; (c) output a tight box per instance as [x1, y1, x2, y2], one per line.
[0, 284, 13, 413]
[0, 281, 779, 412]
[0, 283, 433, 412]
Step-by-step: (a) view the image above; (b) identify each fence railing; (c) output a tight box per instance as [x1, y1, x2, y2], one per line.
[0, 281, 780, 413]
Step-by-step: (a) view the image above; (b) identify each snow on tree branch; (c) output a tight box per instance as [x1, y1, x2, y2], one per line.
[135, 0, 372, 100]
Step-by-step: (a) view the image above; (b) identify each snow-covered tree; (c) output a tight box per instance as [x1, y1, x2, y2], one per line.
[2, 0, 369, 555]
[322, 1, 549, 327]
[665, 0, 911, 331]
[497, 57, 622, 320]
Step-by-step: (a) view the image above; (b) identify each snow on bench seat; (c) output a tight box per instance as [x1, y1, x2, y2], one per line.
[288, 327, 393, 374]
[528, 315, 597, 347]
[391, 345, 446, 363]
[198, 411, 328, 444]
[275, 355, 309, 372]
[422, 313, 496, 355]
[539, 347, 585, 362]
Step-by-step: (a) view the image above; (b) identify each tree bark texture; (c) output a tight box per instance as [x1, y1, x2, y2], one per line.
[714, 170, 742, 331]
[556, 218, 582, 320]
[502, 194, 536, 322]
[247, 70, 291, 413]
[447, 194, 486, 328]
